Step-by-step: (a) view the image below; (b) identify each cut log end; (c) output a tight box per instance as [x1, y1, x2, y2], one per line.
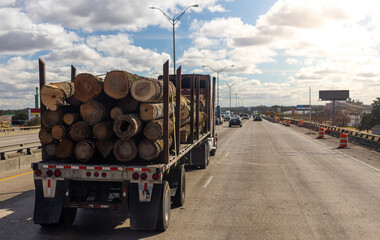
[74, 73, 103, 103]
[104, 71, 130, 99]
[74, 140, 96, 162]
[110, 107, 123, 120]
[131, 79, 158, 102]
[56, 139, 74, 159]
[114, 138, 137, 162]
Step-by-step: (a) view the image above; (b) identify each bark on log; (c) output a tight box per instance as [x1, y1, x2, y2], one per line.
[138, 137, 173, 161]
[180, 124, 191, 144]
[39, 128, 54, 145]
[56, 139, 74, 158]
[143, 119, 174, 140]
[96, 138, 115, 158]
[80, 100, 108, 126]
[45, 142, 57, 157]
[114, 138, 137, 162]
[104, 71, 143, 99]
[41, 82, 75, 111]
[113, 114, 142, 138]
[74, 140, 96, 162]
[139, 103, 174, 121]
[110, 107, 124, 120]
[118, 95, 139, 113]
[131, 78, 175, 102]
[74, 73, 103, 103]
[93, 120, 114, 140]
[51, 124, 66, 140]
[42, 109, 63, 128]
[69, 121, 92, 141]
[63, 113, 80, 125]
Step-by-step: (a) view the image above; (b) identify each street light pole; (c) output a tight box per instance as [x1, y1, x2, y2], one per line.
[150, 5, 199, 75]
[202, 65, 234, 106]
[226, 82, 236, 110]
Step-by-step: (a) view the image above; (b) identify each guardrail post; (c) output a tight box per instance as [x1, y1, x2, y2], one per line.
[27, 148, 31, 155]
[1, 153, 5, 160]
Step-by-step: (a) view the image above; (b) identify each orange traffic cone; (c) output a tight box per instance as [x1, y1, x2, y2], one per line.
[298, 120, 303, 127]
[317, 127, 325, 139]
[338, 132, 348, 148]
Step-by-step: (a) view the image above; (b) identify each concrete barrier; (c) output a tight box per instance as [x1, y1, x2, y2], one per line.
[0, 153, 41, 173]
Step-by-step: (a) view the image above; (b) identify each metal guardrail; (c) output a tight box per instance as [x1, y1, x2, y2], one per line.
[0, 126, 41, 132]
[0, 141, 41, 160]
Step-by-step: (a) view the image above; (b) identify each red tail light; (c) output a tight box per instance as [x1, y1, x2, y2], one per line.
[94, 172, 99, 177]
[54, 170, 61, 177]
[86, 172, 91, 177]
[132, 172, 139, 180]
[46, 170, 53, 177]
[140, 173, 147, 180]
[102, 172, 107, 177]
[35, 169, 42, 176]
[152, 173, 159, 180]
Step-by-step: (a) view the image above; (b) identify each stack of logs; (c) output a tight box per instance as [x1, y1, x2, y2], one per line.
[39, 70, 207, 164]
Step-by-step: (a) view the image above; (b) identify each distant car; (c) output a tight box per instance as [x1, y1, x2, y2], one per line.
[224, 114, 231, 121]
[229, 116, 242, 127]
[254, 115, 262, 121]
[242, 114, 249, 119]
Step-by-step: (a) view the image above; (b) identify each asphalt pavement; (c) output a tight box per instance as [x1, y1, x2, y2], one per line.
[0, 134, 39, 147]
[1, 119, 380, 239]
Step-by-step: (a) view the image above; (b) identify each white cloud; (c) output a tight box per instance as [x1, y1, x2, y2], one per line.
[286, 58, 299, 65]
[208, 4, 227, 13]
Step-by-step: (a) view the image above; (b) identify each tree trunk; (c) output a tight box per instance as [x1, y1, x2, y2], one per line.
[51, 124, 67, 140]
[63, 112, 80, 125]
[80, 100, 108, 126]
[41, 82, 75, 111]
[74, 140, 96, 162]
[143, 119, 174, 140]
[104, 71, 144, 99]
[110, 107, 123, 120]
[56, 139, 74, 158]
[118, 95, 139, 113]
[39, 128, 54, 145]
[131, 78, 175, 102]
[45, 142, 57, 157]
[69, 121, 92, 141]
[113, 114, 142, 138]
[93, 120, 114, 140]
[139, 103, 174, 121]
[114, 138, 137, 162]
[42, 109, 63, 128]
[96, 138, 115, 158]
[74, 73, 103, 103]
[138, 137, 172, 161]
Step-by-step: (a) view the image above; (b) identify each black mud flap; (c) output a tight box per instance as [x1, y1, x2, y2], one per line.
[33, 179, 65, 224]
[129, 183, 163, 231]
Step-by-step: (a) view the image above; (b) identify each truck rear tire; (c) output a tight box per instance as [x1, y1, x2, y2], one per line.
[200, 143, 209, 169]
[172, 166, 186, 207]
[156, 181, 171, 231]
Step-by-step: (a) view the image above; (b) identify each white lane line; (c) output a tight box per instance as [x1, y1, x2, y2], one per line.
[203, 176, 214, 188]
[225, 152, 229, 158]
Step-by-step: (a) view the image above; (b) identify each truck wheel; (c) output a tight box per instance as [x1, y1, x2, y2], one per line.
[200, 143, 209, 169]
[229, 124, 231, 127]
[172, 166, 186, 207]
[156, 181, 171, 231]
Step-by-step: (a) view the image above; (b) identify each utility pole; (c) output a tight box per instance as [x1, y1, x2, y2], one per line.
[227, 82, 236, 110]
[235, 93, 238, 108]
[309, 87, 311, 121]
[202, 65, 234, 106]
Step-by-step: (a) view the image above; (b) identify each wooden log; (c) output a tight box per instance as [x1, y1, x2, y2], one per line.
[118, 95, 139, 113]
[45, 142, 57, 157]
[93, 120, 114, 140]
[114, 138, 137, 162]
[74, 140, 96, 162]
[113, 114, 142, 138]
[131, 78, 175, 102]
[96, 138, 115, 158]
[69, 121, 92, 141]
[74, 73, 103, 103]
[143, 119, 174, 140]
[56, 139, 74, 158]
[63, 112, 80, 125]
[110, 107, 124, 120]
[138, 137, 173, 161]
[80, 100, 108, 126]
[39, 128, 54, 145]
[139, 103, 174, 121]
[42, 109, 63, 128]
[104, 71, 143, 99]
[180, 124, 191, 143]
[51, 124, 67, 140]
[41, 81, 75, 110]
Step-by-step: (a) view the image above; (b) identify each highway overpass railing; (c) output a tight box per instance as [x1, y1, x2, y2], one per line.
[0, 141, 41, 160]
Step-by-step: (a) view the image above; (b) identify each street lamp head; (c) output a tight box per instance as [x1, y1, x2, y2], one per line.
[192, 4, 199, 7]
[149, 7, 156, 9]
[231, 65, 234, 67]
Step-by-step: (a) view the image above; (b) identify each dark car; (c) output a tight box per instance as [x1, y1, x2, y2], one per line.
[254, 115, 262, 121]
[229, 116, 242, 127]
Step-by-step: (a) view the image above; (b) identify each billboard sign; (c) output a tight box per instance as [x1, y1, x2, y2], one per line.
[319, 90, 349, 101]
[296, 105, 311, 110]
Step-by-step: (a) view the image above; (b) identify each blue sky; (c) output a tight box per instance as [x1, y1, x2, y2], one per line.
[0, 0, 379, 109]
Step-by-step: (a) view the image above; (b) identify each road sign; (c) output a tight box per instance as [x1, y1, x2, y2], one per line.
[319, 90, 349, 100]
[296, 105, 311, 110]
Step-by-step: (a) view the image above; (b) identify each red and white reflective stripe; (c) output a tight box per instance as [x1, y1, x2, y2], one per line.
[42, 165, 149, 172]
[47, 179, 51, 196]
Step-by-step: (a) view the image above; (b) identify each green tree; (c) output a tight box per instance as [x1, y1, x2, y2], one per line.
[358, 113, 375, 133]
[371, 97, 380, 124]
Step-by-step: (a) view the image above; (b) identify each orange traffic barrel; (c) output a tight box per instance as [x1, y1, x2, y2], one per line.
[275, 117, 280, 123]
[317, 127, 324, 139]
[338, 132, 348, 148]
[298, 120, 303, 127]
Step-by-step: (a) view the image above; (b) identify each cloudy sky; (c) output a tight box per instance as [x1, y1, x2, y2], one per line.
[0, 0, 379, 109]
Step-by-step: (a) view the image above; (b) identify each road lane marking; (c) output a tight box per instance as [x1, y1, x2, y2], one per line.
[0, 171, 33, 182]
[225, 152, 229, 157]
[203, 176, 214, 188]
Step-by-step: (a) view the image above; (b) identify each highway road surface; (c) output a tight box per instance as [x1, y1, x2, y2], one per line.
[0, 134, 39, 147]
[1, 119, 380, 239]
